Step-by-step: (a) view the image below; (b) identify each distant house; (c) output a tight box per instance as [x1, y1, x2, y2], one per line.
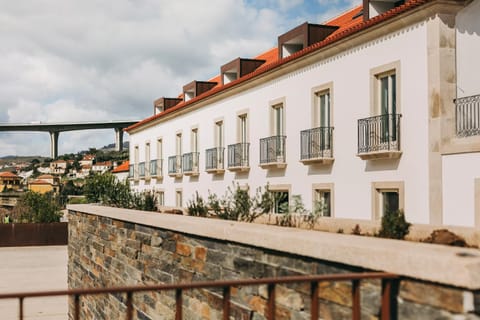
[79, 155, 95, 167]
[92, 161, 113, 174]
[28, 174, 60, 194]
[0, 172, 22, 192]
[50, 160, 67, 175]
[112, 161, 129, 181]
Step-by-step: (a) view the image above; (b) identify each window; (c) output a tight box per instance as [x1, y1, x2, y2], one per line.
[269, 185, 290, 214]
[145, 142, 151, 178]
[372, 181, 404, 220]
[134, 145, 139, 179]
[313, 183, 333, 217]
[314, 90, 331, 128]
[176, 190, 183, 207]
[272, 104, 284, 136]
[191, 128, 198, 153]
[157, 191, 165, 207]
[176, 133, 182, 156]
[215, 121, 224, 148]
[272, 191, 289, 214]
[157, 139, 163, 160]
[238, 114, 248, 144]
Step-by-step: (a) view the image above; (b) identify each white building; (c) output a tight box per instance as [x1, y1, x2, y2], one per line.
[126, 0, 480, 227]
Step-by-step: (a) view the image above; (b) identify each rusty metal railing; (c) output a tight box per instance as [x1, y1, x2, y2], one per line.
[0, 272, 399, 320]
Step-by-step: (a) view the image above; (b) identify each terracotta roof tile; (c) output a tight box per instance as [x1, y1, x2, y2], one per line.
[127, 0, 431, 132]
[112, 161, 130, 173]
[0, 171, 19, 178]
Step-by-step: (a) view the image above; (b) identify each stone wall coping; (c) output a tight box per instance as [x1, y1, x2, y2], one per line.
[68, 204, 480, 290]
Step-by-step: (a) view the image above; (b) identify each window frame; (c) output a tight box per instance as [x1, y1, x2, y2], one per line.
[370, 61, 401, 116]
[312, 183, 334, 217]
[268, 184, 291, 214]
[371, 181, 405, 221]
[311, 82, 334, 129]
[269, 97, 286, 137]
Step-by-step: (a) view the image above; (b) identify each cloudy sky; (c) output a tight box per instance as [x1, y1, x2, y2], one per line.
[0, 0, 360, 157]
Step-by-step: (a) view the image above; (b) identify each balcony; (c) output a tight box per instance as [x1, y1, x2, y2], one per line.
[455, 94, 480, 137]
[357, 114, 402, 160]
[149, 159, 163, 179]
[205, 147, 225, 174]
[168, 156, 183, 178]
[300, 127, 334, 165]
[228, 143, 250, 172]
[138, 162, 145, 178]
[182, 152, 199, 176]
[259, 136, 286, 169]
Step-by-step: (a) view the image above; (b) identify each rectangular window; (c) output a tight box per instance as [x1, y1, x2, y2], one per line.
[157, 139, 163, 160]
[315, 91, 331, 128]
[145, 143, 150, 177]
[379, 73, 396, 116]
[191, 128, 198, 153]
[372, 181, 404, 220]
[157, 191, 165, 207]
[272, 190, 289, 214]
[176, 133, 182, 156]
[134, 146, 139, 179]
[272, 104, 284, 136]
[314, 190, 331, 217]
[215, 121, 224, 148]
[176, 190, 183, 207]
[239, 114, 248, 144]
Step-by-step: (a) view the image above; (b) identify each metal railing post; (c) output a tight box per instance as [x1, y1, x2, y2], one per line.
[222, 286, 231, 320]
[310, 282, 319, 320]
[19, 297, 24, 320]
[352, 279, 360, 320]
[175, 289, 182, 320]
[267, 283, 276, 320]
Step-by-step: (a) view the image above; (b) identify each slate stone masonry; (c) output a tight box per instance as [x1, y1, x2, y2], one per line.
[68, 208, 480, 319]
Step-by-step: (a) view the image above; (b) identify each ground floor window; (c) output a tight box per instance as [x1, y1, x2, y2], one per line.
[156, 191, 164, 207]
[272, 190, 289, 214]
[312, 183, 334, 217]
[176, 190, 182, 208]
[372, 181, 404, 220]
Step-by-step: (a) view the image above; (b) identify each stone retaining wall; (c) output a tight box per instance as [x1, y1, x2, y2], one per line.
[68, 205, 480, 319]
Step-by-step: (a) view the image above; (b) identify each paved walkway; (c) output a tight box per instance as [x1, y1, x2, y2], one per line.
[0, 246, 68, 319]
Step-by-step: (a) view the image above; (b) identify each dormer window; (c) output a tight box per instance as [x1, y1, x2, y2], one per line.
[220, 58, 266, 85]
[154, 97, 182, 115]
[278, 22, 339, 59]
[363, 0, 405, 20]
[182, 81, 217, 102]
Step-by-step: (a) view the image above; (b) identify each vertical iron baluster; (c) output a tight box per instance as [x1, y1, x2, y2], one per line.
[222, 286, 230, 320]
[267, 284, 276, 320]
[126, 291, 133, 320]
[351, 280, 360, 320]
[381, 279, 394, 320]
[74, 294, 80, 320]
[175, 289, 182, 320]
[310, 282, 319, 320]
[18, 297, 24, 320]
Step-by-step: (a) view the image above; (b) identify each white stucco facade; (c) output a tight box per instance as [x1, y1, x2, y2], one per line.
[128, 0, 480, 227]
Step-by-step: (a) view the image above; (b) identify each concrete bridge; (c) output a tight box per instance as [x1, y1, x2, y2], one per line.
[0, 120, 139, 158]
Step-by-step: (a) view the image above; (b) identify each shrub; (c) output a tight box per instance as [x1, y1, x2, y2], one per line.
[352, 224, 362, 235]
[13, 191, 63, 223]
[377, 209, 411, 239]
[187, 191, 208, 217]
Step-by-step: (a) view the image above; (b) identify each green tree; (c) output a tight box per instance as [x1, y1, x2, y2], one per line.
[15, 192, 62, 223]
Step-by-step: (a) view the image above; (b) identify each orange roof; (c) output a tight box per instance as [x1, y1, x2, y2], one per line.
[127, 1, 430, 132]
[0, 171, 20, 178]
[112, 161, 130, 173]
[29, 179, 52, 185]
[37, 174, 54, 179]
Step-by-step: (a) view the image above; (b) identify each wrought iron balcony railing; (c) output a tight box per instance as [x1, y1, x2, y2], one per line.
[182, 152, 199, 176]
[455, 94, 480, 137]
[150, 159, 163, 178]
[260, 136, 286, 168]
[149, 160, 157, 177]
[205, 147, 224, 173]
[168, 155, 182, 177]
[300, 127, 334, 164]
[138, 162, 145, 178]
[228, 143, 250, 171]
[357, 114, 401, 159]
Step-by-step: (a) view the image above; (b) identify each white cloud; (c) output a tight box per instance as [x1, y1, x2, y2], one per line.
[0, 0, 355, 156]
